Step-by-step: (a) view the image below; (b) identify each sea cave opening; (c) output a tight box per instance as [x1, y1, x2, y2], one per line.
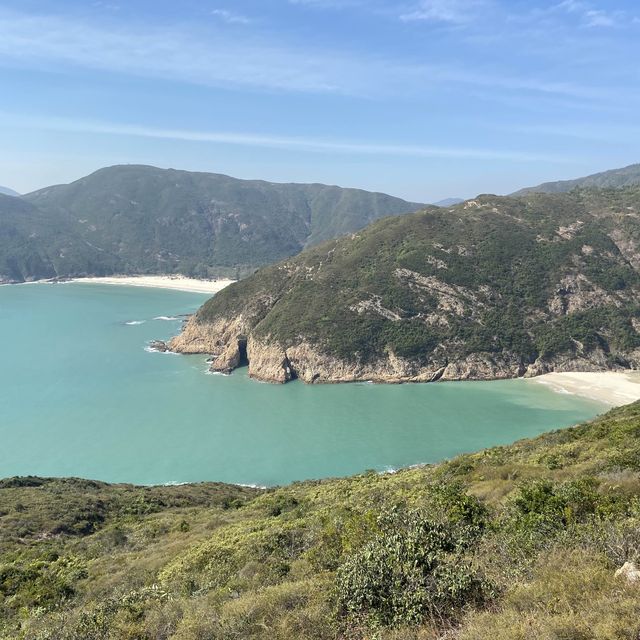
[237, 337, 249, 367]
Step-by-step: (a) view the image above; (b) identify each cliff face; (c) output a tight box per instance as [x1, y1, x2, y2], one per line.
[168, 188, 640, 384]
[170, 319, 640, 384]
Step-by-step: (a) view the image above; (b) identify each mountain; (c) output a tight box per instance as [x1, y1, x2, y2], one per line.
[0, 193, 118, 284]
[3, 400, 640, 638]
[0, 185, 19, 197]
[169, 188, 640, 383]
[0, 165, 422, 283]
[432, 197, 464, 207]
[514, 162, 640, 195]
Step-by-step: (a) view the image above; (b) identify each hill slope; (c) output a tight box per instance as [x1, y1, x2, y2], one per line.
[0, 185, 19, 197]
[514, 163, 640, 195]
[0, 165, 422, 283]
[0, 193, 120, 284]
[169, 188, 640, 383]
[3, 402, 640, 639]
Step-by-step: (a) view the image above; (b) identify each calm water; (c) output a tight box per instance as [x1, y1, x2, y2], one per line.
[0, 283, 606, 486]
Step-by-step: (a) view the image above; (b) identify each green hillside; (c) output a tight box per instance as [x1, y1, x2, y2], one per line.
[172, 187, 640, 383]
[514, 163, 640, 195]
[3, 402, 640, 639]
[0, 165, 421, 283]
[0, 193, 121, 284]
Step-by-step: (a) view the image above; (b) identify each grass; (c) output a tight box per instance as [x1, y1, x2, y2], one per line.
[2, 402, 640, 638]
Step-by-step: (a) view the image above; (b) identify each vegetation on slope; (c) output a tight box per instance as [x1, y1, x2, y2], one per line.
[514, 162, 640, 195]
[0, 193, 120, 284]
[2, 403, 640, 638]
[188, 187, 640, 381]
[0, 165, 422, 283]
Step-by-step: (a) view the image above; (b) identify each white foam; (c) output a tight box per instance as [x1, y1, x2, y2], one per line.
[379, 466, 398, 475]
[125, 320, 146, 325]
[144, 346, 179, 355]
[154, 316, 181, 321]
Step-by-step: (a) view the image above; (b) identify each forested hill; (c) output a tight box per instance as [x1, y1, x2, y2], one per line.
[0, 165, 422, 283]
[514, 162, 640, 195]
[170, 187, 640, 383]
[3, 401, 640, 638]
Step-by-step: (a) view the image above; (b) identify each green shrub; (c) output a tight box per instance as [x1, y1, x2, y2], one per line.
[336, 508, 488, 628]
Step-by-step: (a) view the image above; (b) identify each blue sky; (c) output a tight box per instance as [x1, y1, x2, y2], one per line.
[0, 0, 638, 201]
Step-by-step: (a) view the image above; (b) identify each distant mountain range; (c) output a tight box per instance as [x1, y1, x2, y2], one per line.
[4, 161, 640, 287]
[432, 197, 464, 207]
[0, 165, 423, 283]
[171, 187, 640, 383]
[0, 185, 19, 197]
[514, 163, 640, 195]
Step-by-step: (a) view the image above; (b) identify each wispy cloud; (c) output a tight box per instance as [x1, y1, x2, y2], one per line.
[0, 7, 628, 108]
[498, 121, 640, 144]
[0, 112, 575, 163]
[554, 0, 621, 27]
[0, 9, 343, 94]
[399, 0, 486, 24]
[210, 9, 251, 25]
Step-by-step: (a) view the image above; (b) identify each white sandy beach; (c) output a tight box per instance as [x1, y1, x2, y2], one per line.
[69, 275, 235, 294]
[531, 371, 640, 407]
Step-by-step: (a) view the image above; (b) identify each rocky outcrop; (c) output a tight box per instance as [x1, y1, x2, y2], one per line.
[167, 313, 640, 384]
[168, 315, 250, 374]
[615, 562, 640, 584]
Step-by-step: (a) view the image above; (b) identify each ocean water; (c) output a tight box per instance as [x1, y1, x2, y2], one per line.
[0, 283, 607, 486]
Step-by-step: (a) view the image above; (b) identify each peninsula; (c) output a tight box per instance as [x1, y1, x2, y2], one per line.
[169, 188, 640, 385]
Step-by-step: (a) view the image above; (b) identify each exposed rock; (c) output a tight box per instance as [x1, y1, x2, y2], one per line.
[615, 562, 640, 584]
[350, 296, 403, 321]
[169, 315, 247, 374]
[168, 309, 640, 384]
[556, 220, 584, 240]
[610, 227, 640, 270]
[548, 273, 628, 316]
[148, 340, 168, 353]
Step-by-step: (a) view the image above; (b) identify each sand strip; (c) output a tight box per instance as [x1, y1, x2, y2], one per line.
[68, 275, 235, 294]
[531, 371, 640, 407]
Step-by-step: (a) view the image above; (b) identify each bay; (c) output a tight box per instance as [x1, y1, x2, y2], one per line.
[0, 283, 606, 486]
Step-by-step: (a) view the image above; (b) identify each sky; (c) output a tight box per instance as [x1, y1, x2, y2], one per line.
[0, 0, 639, 201]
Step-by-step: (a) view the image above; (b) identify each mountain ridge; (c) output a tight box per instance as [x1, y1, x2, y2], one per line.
[514, 162, 640, 195]
[0, 185, 20, 197]
[0, 164, 423, 283]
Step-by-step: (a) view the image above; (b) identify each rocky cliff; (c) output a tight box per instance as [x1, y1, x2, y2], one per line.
[168, 188, 640, 384]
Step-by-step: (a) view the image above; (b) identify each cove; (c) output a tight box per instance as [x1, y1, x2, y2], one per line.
[0, 283, 606, 486]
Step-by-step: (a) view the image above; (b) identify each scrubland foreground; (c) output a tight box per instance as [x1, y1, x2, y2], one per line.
[3, 402, 640, 639]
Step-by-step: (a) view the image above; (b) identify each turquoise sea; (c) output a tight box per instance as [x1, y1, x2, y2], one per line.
[0, 283, 607, 486]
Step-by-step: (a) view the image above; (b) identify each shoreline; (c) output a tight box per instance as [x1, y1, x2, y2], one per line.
[67, 275, 235, 294]
[529, 371, 640, 407]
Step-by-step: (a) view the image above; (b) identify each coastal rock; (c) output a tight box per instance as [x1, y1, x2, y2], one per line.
[148, 340, 169, 353]
[168, 313, 640, 385]
[525, 348, 640, 378]
[168, 315, 248, 373]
